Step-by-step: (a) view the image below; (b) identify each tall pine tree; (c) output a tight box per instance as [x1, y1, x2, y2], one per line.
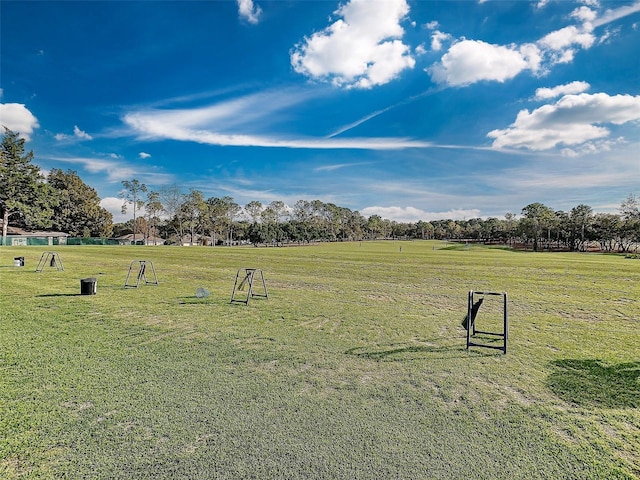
[0, 127, 55, 244]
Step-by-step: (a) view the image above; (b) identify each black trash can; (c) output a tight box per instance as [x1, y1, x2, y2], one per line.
[80, 278, 97, 295]
[14, 257, 24, 267]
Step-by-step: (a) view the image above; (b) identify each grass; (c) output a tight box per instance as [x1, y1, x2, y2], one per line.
[0, 241, 639, 479]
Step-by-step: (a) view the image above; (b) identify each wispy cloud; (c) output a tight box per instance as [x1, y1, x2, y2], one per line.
[361, 205, 480, 222]
[328, 86, 444, 137]
[313, 162, 372, 172]
[593, 0, 640, 27]
[123, 88, 439, 150]
[327, 105, 396, 138]
[43, 155, 173, 185]
[44, 156, 136, 181]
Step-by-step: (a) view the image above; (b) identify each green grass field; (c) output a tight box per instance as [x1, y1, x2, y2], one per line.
[1, 242, 638, 479]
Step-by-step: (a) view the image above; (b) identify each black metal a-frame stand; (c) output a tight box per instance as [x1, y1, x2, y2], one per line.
[230, 268, 268, 305]
[36, 252, 64, 272]
[465, 290, 508, 354]
[124, 260, 159, 288]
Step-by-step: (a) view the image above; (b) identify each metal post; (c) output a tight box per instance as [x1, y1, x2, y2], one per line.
[503, 292, 508, 354]
[466, 290, 473, 350]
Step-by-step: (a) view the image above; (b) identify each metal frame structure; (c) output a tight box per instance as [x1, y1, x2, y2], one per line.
[466, 290, 508, 354]
[36, 252, 64, 272]
[230, 268, 268, 305]
[124, 260, 159, 288]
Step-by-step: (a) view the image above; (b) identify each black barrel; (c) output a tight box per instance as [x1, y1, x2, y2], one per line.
[80, 278, 97, 295]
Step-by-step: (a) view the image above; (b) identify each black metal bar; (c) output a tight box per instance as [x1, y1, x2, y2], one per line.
[231, 268, 268, 304]
[466, 290, 472, 350]
[124, 260, 158, 288]
[504, 292, 508, 354]
[466, 290, 508, 354]
[473, 330, 504, 336]
[467, 342, 505, 351]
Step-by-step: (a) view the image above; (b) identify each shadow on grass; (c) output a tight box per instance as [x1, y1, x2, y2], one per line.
[547, 359, 640, 408]
[36, 293, 84, 297]
[345, 340, 495, 361]
[178, 296, 230, 306]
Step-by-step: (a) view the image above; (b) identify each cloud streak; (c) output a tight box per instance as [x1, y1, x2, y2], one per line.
[123, 88, 443, 150]
[361, 205, 480, 222]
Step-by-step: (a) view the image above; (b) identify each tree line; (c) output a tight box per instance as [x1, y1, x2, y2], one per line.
[2, 127, 639, 252]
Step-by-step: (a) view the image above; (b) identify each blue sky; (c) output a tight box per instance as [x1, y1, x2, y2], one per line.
[1, 0, 639, 223]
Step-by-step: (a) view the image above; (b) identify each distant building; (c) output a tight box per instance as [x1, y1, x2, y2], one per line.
[116, 233, 165, 246]
[1, 226, 70, 246]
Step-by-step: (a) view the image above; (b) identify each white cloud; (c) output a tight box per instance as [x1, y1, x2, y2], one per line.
[100, 197, 151, 224]
[0, 103, 39, 140]
[430, 30, 452, 51]
[424, 20, 439, 30]
[55, 125, 92, 141]
[0, 88, 3, 99]
[100, 197, 129, 224]
[290, 0, 415, 89]
[571, 6, 598, 23]
[428, 40, 537, 86]
[428, 1, 640, 88]
[73, 125, 92, 140]
[538, 25, 595, 51]
[237, 0, 262, 24]
[534, 81, 590, 100]
[488, 93, 640, 151]
[139, 152, 151, 159]
[361, 205, 480, 222]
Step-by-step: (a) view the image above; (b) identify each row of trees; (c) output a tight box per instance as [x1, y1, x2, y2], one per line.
[2, 127, 639, 252]
[120, 181, 640, 253]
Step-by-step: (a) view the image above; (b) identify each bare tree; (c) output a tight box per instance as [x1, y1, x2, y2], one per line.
[159, 184, 186, 242]
[120, 179, 147, 242]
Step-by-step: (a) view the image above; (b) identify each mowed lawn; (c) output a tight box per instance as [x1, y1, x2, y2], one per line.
[1, 242, 638, 479]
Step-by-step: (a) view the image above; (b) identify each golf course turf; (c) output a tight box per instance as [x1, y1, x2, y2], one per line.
[1, 241, 638, 478]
